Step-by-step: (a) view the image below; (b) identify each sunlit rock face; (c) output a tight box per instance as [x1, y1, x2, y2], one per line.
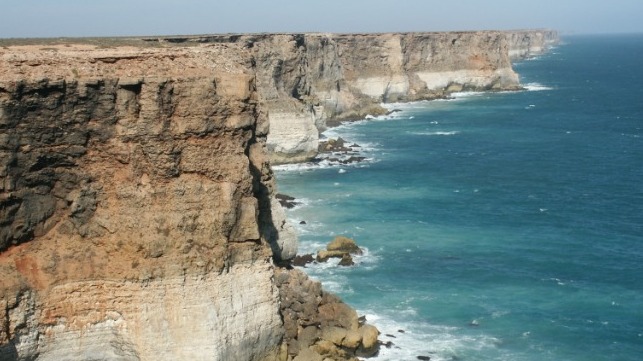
[0, 43, 291, 361]
[211, 31, 535, 164]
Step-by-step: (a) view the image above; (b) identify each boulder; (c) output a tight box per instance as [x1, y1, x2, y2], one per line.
[293, 347, 324, 361]
[342, 330, 362, 349]
[311, 340, 347, 360]
[298, 326, 320, 350]
[357, 324, 380, 357]
[327, 236, 362, 255]
[318, 302, 359, 330]
[321, 326, 347, 346]
[316, 250, 346, 262]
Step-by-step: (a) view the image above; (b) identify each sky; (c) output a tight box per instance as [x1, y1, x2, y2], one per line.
[1, 0, 642, 38]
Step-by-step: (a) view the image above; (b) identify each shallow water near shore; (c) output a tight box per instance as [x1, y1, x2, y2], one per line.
[275, 34, 643, 361]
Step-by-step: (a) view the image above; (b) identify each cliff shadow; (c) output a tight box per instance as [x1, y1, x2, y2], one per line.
[247, 139, 293, 266]
[0, 342, 19, 361]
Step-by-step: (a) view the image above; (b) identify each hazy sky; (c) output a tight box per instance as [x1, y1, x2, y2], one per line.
[1, 0, 642, 38]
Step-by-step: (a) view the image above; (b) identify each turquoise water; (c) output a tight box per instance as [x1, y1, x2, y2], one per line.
[275, 34, 643, 361]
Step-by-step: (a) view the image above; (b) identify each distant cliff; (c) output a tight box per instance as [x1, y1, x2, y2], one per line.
[154, 30, 557, 164]
[258, 32, 524, 164]
[506, 29, 559, 60]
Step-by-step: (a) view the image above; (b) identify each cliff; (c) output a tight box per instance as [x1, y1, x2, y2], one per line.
[216, 31, 525, 164]
[136, 30, 558, 164]
[506, 29, 559, 60]
[0, 29, 557, 361]
[0, 42, 294, 360]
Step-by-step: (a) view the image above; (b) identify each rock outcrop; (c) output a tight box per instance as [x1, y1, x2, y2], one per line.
[0, 42, 297, 360]
[275, 268, 379, 360]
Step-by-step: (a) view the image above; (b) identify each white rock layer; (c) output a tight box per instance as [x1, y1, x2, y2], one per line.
[7, 264, 282, 361]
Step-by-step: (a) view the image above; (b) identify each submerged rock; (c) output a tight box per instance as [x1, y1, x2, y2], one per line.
[276, 193, 300, 209]
[292, 253, 315, 267]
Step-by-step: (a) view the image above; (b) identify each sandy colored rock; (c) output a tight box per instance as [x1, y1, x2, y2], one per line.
[321, 326, 347, 346]
[293, 347, 324, 361]
[316, 250, 347, 262]
[0, 41, 294, 361]
[173, 30, 556, 164]
[276, 268, 380, 359]
[357, 325, 380, 357]
[506, 29, 559, 60]
[327, 236, 362, 254]
[342, 330, 363, 349]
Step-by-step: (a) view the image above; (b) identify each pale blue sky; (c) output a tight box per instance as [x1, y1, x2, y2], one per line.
[1, 0, 642, 38]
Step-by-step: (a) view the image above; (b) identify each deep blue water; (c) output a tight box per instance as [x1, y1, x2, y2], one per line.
[275, 34, 643, 361]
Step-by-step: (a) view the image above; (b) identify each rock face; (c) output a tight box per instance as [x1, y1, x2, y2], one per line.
[506, 29, 559, 60]
[0, 42, 296, 360]
[243, 31, 525, 164]
[134, 30, 558, 164]
[162, 30, 555, 164]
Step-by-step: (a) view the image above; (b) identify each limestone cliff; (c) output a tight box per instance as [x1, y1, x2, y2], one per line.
[506, 29, 559, 60]
[156, 31, 542, 164]
[252, 31, 523, 164]
[0, 42, 297, 360]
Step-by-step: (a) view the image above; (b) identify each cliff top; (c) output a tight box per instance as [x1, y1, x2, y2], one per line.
[0, 42, 251, 82]
[0, 29, 558, 47]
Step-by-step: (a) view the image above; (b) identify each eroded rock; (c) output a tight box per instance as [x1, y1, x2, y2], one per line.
[276, 268, 380, 360]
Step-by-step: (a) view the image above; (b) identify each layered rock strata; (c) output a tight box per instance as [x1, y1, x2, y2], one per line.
[236, 31, 524, 164]
[0, 42, 298, 360]
[146, 30, 557, 164]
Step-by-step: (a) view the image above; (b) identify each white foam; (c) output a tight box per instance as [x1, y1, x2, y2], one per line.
[273, 161, 334, 173]
[451, 90, 486, 99]
[361, 310, 504, 361]
[523, 82, 553, 91]
[409, 131, 460, 136]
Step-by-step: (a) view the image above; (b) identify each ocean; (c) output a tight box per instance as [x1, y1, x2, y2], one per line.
[274, 34, 643, 361]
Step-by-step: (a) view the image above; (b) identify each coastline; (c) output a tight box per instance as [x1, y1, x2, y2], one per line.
[272, 80, 562, 361]
[0, 30, 558, 361]
[273, 39, 560, 360]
